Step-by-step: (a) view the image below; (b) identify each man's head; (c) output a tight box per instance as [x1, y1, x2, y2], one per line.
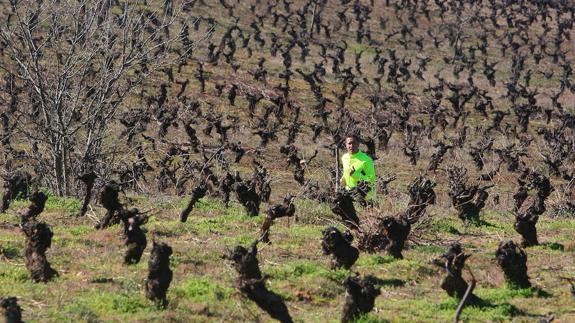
[345, 135, 359, 154]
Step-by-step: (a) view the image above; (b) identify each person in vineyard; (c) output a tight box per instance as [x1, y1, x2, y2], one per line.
[340, 135, 376, 199]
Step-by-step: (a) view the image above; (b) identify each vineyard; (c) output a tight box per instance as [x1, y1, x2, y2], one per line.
[1, 0, 575, 322]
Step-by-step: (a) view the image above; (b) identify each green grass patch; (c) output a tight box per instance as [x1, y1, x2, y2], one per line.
[66, 225, 95, 236]
[174, 276, 233, 302]
[458, 302, 520, 322]
[539, 219, 575, 230]
[38, 189, 83, 213]
[411, 245, 445, 254]
[191, 198, 227, 212]
[431, 217, 461, 234]
[357, 254, 397, 266]
[385, 258, 436, 279]
[387, 296, 521, 322]
[535, 242, 565, 252]
[275, 223, 322, 239]
[66, 291, 154, 316]
[353, 313, 389, 323]
[63, 302, 100, 322]
[5, 198, 29, 210]
[478, 286, 550, 301]
[0, 264, 29, 282]
[221, 234, 255, 246]
[0, 242, 22, 259]
[266, 259, 350, 282]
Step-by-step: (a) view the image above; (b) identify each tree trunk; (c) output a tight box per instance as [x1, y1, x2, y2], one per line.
[53, 141, 71, 196]
[54, 150, 65, 197]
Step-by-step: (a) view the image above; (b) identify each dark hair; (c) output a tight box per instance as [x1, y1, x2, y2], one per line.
[345, 133, 359, 142]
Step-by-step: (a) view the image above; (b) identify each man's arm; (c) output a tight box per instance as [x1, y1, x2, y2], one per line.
[340, 154, 349, 188]
[366, 158, 376, 183]
[352, 156, 375, 182]
[362, 157, 376, 199]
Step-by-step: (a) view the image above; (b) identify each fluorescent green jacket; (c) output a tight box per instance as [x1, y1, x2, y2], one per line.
[341, 151, 375, 199]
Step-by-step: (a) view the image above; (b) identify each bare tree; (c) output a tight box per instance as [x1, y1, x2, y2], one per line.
[0, 0, 207, 195]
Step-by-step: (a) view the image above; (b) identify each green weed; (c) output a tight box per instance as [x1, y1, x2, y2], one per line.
[66, 225, 95, 236]
[357, 254, 397, 266]
[174, 276, 233, 302]
[0, 264, 29, 282]
[67, 291, 153, 315]
[38, 189, 82, 213]
[266, 259, 350, 282]
[431, 217, 461, 234]
[221, 234, 255, 246]
[354, 313, 389, 323]
[0, 242, 21, 259]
